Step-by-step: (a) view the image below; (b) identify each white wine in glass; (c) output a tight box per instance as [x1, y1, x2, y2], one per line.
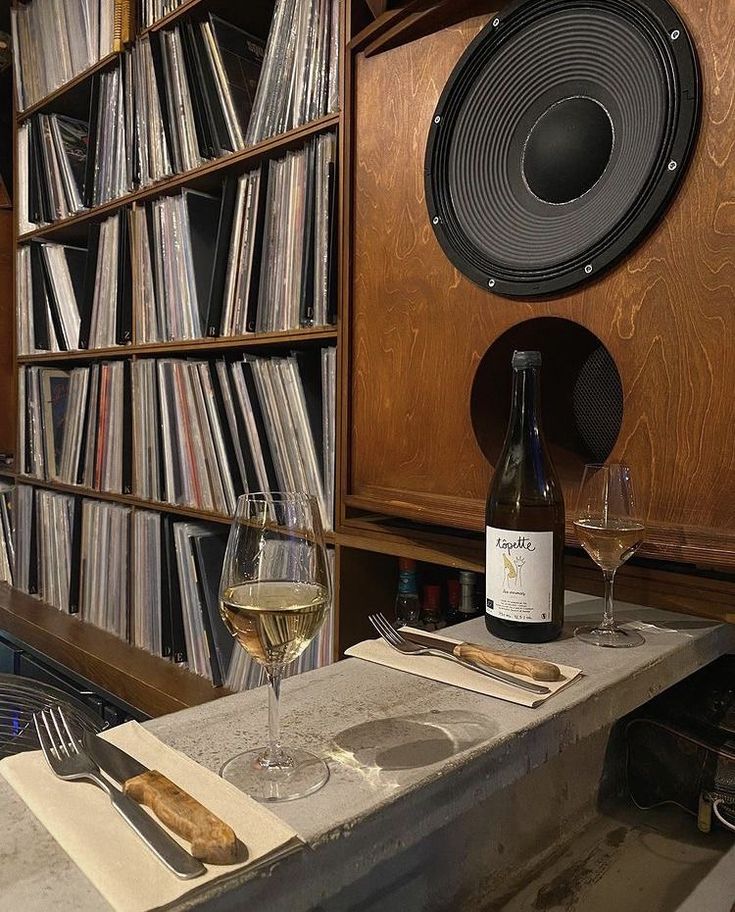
[573, 464, 645, 648]
[219, 493, 332, 801]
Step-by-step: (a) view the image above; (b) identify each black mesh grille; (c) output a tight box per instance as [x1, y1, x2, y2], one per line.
[573, 345, 624, 462]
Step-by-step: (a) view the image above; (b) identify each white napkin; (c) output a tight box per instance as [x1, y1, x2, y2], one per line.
[0, 721, 302, 912]
[346, 627, 581, 708]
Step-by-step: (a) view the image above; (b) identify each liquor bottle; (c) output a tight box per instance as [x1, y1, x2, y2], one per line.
[459, 571, 482, 619]
[395, 558, 420, 626]
[485, 350, 564, 643]
[421, 584, 445, 630]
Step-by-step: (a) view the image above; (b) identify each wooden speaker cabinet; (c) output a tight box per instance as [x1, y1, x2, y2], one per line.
[345, 0, 735, 569]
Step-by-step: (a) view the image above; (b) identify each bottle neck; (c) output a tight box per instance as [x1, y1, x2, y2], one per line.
[508, 366, 543, 445]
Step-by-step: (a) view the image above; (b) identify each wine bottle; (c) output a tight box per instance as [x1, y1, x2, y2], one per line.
[485, 350, 565, 643]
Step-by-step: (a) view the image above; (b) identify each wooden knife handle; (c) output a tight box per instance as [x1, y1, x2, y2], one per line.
[124, 770, 240, 865]
[452, 642, 562, 682]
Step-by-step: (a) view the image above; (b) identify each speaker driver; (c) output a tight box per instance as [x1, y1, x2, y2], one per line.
[425, 0, 700, 297]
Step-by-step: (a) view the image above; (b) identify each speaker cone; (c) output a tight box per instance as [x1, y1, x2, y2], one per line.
[425, 0, 700, 297]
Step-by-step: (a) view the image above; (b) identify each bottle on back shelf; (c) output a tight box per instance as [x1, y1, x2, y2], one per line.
[458, 570, 482, 619]
[445, 578, 462, 626]
[395, 558, 420, 626]
[485, 350, 565, 643]
[420, 583, 445, 631]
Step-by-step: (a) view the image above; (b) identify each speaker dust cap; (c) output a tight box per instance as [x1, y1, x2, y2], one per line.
[425, 0, 700, 298]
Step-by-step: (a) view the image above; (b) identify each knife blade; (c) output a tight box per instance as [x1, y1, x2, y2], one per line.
[84, 731, 243, 866]
[400, 630, 562, 682]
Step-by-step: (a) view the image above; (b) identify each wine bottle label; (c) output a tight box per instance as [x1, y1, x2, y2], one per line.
[485, 527, 553, 624]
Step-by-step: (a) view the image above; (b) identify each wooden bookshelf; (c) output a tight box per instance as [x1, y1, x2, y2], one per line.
[19, 113, 341, 244]
[8, 0, 347, 714]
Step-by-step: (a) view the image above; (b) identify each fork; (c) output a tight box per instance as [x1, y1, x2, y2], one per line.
[368, 613, 551, 695]
[34, 707, 206, 880]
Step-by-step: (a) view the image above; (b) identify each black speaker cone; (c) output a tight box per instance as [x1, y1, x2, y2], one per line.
[522, 97, 614, 205]
[426, 0, 700, 297]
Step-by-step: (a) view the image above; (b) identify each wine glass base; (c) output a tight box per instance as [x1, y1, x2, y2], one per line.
[574, 624, 644, 648]
[220, 747, 330, 802]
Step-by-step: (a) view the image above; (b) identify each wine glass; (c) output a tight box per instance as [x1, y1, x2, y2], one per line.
[218, 492, 332, 801]
[573, 464, 645, 648]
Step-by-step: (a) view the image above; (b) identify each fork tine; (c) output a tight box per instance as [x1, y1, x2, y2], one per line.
[57, 707, 80, 755]
[39, 709, 61, 760]
[48, 707, 71, 758]
[370, 614, 401, 645]
[373, 612, 400, 639]
[33, 713, 55, 765]
[368, 613, 390, 637]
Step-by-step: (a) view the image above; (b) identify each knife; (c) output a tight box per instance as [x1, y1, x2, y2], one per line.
[84, 731, 243, 866]
[400, 630, 563, 682]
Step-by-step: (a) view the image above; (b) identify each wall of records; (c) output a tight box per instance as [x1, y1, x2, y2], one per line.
[10, 0, 342, 693]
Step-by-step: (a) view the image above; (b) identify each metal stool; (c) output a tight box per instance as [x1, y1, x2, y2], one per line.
[0, 674, 104, 759]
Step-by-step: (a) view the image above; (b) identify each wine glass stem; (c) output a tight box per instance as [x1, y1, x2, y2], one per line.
[602, 569, 616, 629]
[263, 669, 290, 769]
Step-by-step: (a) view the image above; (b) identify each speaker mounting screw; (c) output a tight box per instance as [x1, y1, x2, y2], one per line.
[492, 17, 500, 26]
[668, 160, 678, 171]
[432, 216, 440, 225]
[584, 264, 593, 275]
[488, 278, 496, 288]
[434, 115, 441, 124]
[670, 29, 680, 40]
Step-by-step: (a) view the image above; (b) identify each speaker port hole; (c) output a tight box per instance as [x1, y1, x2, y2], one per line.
[470, 318, 623, 486]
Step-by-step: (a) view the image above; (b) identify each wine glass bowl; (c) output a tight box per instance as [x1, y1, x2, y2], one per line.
[573, 464, 645, 648]
[219, 492, 332, 801]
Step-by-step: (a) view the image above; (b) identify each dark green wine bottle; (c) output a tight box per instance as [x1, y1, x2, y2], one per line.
[485, 351, 565, 643]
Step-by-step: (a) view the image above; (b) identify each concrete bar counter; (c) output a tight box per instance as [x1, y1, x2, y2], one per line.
[2, 594, 734, 911]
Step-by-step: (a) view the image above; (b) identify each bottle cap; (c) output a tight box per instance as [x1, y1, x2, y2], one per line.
[459, 570, 476, 584]
[398, 557, 417, 572]
[512, 350, 542, 369]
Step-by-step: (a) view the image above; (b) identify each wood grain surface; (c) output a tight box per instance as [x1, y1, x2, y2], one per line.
[125, 770, 240, 865]
[347, 3, 735, 568]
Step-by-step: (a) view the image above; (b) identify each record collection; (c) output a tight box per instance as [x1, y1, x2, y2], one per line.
[138, 0, 184, 30]
[11, 0, 343, 696]
[15, 5, 340, 231]
[12, 484, 335, 687]
[12, 0, 117, 110]
[246, 0, 340, 144]
[19, 363, 132, 494]
[132, 347, 336, 530]
[17, 212, 132, 354]
[131, 131, 337, 343]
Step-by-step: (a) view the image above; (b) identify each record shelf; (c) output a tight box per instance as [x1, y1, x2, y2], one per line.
[6, 0, 353, 715]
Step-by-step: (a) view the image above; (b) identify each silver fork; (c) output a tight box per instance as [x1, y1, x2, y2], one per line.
[34, 707, 206, 880]
[368, 613, 551, 695]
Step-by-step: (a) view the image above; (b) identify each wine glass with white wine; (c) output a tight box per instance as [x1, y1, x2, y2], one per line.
[219, 492, 332, 801]
[573, 464, 645, 648]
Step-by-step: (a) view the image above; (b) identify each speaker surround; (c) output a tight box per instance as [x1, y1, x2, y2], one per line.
[425, 0, 700, 297]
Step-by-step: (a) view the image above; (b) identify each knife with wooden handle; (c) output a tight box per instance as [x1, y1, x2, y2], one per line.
[401, 631, 562, 681]
[83, 732, 242, 865]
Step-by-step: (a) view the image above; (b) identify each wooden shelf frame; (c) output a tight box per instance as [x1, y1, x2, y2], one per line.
[12, 474, 337, 543]
[0, 585, 226, 716]
[16, 327, 338, 364]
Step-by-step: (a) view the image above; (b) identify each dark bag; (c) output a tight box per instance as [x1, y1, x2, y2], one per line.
[625, 655, 735, 834]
